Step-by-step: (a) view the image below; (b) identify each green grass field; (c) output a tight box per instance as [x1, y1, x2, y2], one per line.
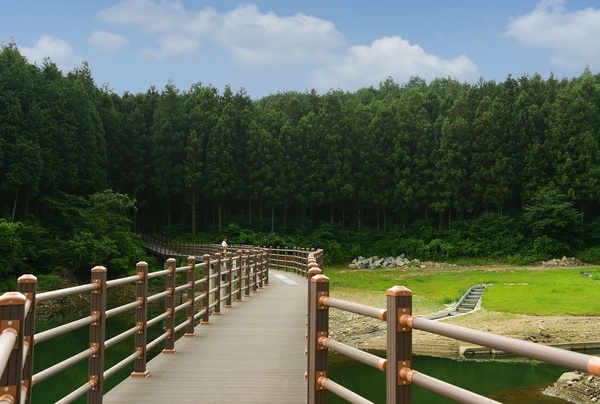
[322, 265, 600, 316]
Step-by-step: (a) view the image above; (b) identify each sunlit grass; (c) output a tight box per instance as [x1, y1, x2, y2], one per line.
[322, 265, 600, 316]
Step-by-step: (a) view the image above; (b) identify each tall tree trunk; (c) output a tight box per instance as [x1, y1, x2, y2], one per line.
[271, 206, 275, 233]
[218, 202, 222, 234]
[11, 188, 19, 222]
[259, 199, 263, 231]
[248, 198, 252, 225]
[191, 192, 196, 236]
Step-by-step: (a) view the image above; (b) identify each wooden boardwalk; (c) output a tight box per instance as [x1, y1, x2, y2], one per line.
[103, 270, 308, 403]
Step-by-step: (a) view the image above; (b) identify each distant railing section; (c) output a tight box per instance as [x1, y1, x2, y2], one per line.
[0, 244, 318, 404]
[140, 234, 324, 277]
[305, 257, 600, 404]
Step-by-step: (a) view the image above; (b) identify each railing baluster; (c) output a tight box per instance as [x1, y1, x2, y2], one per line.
[131, 261, 149, 377]
[163, 258, 176, 354]
[18, 274, 37, 404]
[225, 252, 233, 308]
[185, 256, 196, 337]
[88, 266, 107, 404]
[308, 274, 329, 404]
[235, 250, 243, 302]
[387, 286, 413, 403]
[215, 253, 222, 315]
[201, 254, 211, 324]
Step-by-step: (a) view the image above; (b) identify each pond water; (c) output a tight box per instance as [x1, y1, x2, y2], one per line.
[328, 351, 567, 403]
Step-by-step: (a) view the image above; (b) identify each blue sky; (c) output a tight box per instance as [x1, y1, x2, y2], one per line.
[2, 0, 599, 99]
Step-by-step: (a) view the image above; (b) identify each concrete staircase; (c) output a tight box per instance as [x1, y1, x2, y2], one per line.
[422, 284, 485, 320]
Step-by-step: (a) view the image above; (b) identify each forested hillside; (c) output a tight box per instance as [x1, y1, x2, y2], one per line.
[2, 42, 600, 281]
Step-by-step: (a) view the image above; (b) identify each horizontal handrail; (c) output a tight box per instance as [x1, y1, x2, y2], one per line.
[402, 315, 600, 376]
[37, 283, 96, 302]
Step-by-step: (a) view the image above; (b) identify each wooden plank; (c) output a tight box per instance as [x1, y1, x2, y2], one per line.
[104, 270, 308, 403]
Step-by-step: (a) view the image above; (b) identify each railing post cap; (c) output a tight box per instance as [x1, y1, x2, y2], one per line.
[166, 258, 176, 263]
[136, 261, 148, 267]
[18, 274, 37, 284]
[387, 286, 412, 296]
[0, 292, 27, 305]
[310, 274, 330, 283]
[91, 266, 107, 273]
[187, 256, 195, 260]
[308, 268, 322, 276]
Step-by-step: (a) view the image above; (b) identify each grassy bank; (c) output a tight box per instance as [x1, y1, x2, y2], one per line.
[322, 265, 600, 316]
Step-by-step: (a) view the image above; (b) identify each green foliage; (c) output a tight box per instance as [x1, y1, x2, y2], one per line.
[531, 236, 572, 260]
[581, 246, 600, 264]
[57, 190, 145, 277]
[522, 187, 581, 243]
[0, 219, 23, 277]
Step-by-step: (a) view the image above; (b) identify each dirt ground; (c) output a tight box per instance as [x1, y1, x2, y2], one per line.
[327, 261, 600, 403]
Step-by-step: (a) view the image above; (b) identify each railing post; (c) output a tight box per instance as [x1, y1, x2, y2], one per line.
[244, 250, 251, 297]
[225, 252, 233, 308]
[236, 250, 243, 302]
[131, 261, 150, 378]
[256, 250, 264, 289]
[251, 251, 258, 293]
[0, 291, 27, 404]
[215, 253, 222, 314]
[163, 258, 177, 354]
[18, 274, 36, 404]
[263, 248, 269, 286]
[387, 286, 413, 403]
[308, 274, 329, 404]
[305, 256, 322, 384]
[185, 256, 196, 336]
[201, 254, 211, 324]
[88, 266, 107, 404]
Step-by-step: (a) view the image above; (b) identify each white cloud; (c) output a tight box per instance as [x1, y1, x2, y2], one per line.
[506, 0, 600, 69]
[89, 30, 128, 52]
[142, 35, 200, 59]
[311, 36, 479, 92]
[96, 1, 343, 65]
[216, 4, 344, 67]
[19, 35, 82, 72]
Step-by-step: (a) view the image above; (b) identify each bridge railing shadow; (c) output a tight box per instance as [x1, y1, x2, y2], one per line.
[305, 257, 600, 404]
[0, 243, 323, 404]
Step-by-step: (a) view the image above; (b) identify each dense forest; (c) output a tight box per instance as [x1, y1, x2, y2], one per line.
[2, 41, 600, 284]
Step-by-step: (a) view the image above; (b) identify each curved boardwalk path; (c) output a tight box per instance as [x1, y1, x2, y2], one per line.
[104, 270, 308, 403]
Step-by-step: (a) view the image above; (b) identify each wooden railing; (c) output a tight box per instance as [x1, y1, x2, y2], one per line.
[305, 256, 600, 404]
[0, 245, 321, 404]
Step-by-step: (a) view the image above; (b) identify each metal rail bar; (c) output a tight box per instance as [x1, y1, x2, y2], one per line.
[106, 301, 140, 319]
[106, 275, 140, 288]
[401, 368, 500, 404]
[34, 316, 96, 345]
[36, 283, 96, 302]
[320, 337, 386, 371]
[406, 315, 600, 376]
[319, 377, 374, 404]
[33, 348, 94, 385]
[321, 296, 386, 320]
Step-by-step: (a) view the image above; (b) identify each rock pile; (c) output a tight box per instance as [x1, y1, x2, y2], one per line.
[348, 255, 414, 269]
[543, 371, 600, 403]
[541, 256, 588, 267]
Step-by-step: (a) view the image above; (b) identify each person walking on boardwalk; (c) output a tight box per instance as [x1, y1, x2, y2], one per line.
[221, 237, 228, 282]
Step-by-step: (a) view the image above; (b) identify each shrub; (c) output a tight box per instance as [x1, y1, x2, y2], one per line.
[581, 246, 600, 264]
